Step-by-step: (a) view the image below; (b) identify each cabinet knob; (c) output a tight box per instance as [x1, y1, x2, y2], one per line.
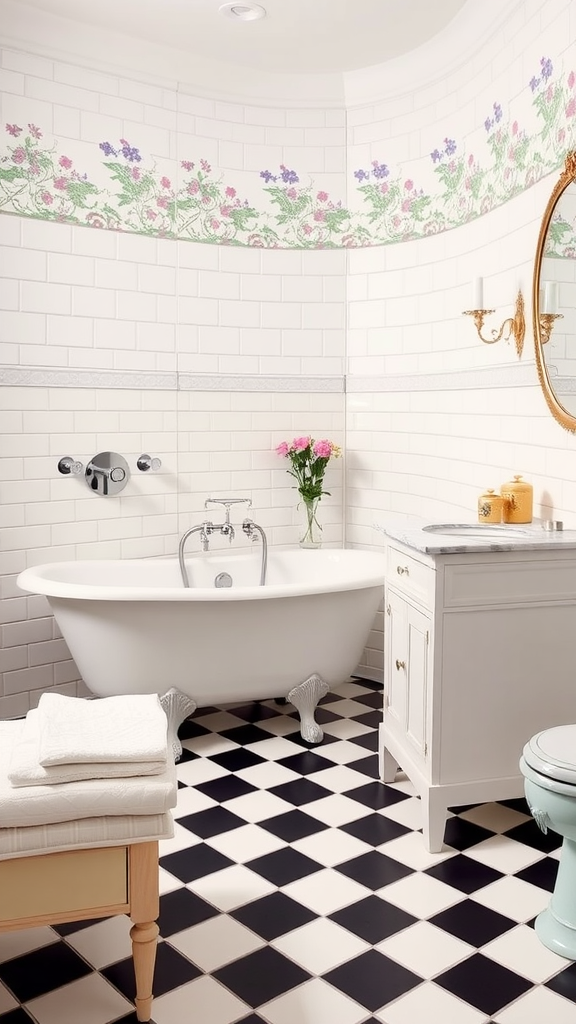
[386, 604, 391, 615]
[396, 565, 409, 576]
[395, 659, 406, 671]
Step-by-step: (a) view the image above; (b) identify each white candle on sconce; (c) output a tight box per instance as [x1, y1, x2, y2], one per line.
[543, 281, 559, 313]
[472, 277, 484, 309]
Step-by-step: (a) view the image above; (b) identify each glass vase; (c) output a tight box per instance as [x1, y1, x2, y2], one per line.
[299, 496, 322, 549]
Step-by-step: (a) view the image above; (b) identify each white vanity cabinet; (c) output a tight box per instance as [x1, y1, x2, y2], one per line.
[379, 537, 576, 852]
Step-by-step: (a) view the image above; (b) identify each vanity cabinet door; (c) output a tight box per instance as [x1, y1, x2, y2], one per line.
[385, 588, 430, 763]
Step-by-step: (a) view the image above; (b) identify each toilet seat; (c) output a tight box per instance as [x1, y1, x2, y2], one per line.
[523, 725, 576, 785]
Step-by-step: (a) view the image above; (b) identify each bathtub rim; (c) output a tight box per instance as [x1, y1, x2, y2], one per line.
[17, 548, 387, 603]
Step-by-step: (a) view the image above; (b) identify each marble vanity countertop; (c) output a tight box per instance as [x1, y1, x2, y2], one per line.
[373, 515, 576, 555]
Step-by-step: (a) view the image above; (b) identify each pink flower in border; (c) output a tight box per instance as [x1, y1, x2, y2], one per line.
[303, 224, 312, 235]
[286, 188, 297, 199]
[157, 196, 168, 209]
[12, 147, 25, 164]
[28, 123, 42, 139]
[211, 218, 220, 230]
[380, 183, 389, 194]
[313, 210, 325, 221]
[220, 205, 231, 217]
[59, 155, 73, 169]
[181, 160, 194, 171]
[40, 191, 53, 205]
[292, 436, 311, 452]
[188, 180, 200, 195]
[225, 186, 236, 198]
[29, 163, 40, 176]
[6, 124, 22, 137]
[160, 176, 171, 189]
[512, 121, 518, 136]
[567, 97, 576, 118]
[131, 167, 141, 181]
[53, 176, 68, 190]
[146, 209, 157, 220]
[317, 190, 328, 202]
[200, 159, 211, 173]
[312, 439, 332, 458]
[404, 179, 413, 191]
[276, 441, 290, 457]
[569, 71, 575, 89]
[468, 154, 474, 166]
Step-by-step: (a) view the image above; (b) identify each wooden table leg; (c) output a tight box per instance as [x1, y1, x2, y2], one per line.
[128, 842, 160, 1023]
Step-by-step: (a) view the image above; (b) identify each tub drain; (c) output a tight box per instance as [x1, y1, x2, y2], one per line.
[214, 572, 233, 588]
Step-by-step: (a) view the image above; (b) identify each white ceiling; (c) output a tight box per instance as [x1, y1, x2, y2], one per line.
[5, 0, 468, 75]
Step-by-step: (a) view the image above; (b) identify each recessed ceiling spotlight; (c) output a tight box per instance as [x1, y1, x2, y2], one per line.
[219, 2, 266, 22]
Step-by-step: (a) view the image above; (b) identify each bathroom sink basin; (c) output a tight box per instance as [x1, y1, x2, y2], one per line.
[422, 523, 531, 538]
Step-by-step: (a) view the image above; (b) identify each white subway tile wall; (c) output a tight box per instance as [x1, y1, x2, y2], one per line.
[1, 0, 575, 705]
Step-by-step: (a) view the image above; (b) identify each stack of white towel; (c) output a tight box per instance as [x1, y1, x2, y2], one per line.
[1, 693, 177, 832]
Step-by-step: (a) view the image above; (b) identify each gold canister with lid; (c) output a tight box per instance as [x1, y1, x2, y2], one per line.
[477, 489, 504, 524]
[500, 474, 533, 524]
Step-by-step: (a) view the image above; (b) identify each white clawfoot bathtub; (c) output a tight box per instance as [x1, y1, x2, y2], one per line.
[18, 548, 385, 751]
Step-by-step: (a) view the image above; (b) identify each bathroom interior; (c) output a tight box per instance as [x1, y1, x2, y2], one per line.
[3, 0, 576, 1020]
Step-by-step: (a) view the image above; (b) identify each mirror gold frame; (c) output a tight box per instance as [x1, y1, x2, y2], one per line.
[533, 150, 576, 432]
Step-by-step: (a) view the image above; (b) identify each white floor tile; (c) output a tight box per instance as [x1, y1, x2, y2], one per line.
[261, 977, 367, 1024]
[377, 920, 474, 978]
[152, 975, 250, 1024]
[291, 827, 371, 867]
[481, 923, 571, 983]
[192, 710, 245, 733]
[379, 831, 457, 870]
[188, 863, 276, 911]
[169, 914, 265, 972]
[176, 757, 230, 786]
[313, 739, 370, 765]
[181, 734, 240, 758]
[334, 680, 377, 698]
[223, 790, 294, 822]
[0, 926, 58, 963]
[206, 822, 286, 862]
[272, 917, 370, 974]
[259, 716, 303, 737]
[492, 984, 576, 1023]
[65, 914, 132, 969]
[322, 718, 373, 740]
[159, 820, 202, 856]
[307, 764, 371, 793]
[283, 867, 370, 915]
[457, 803, 530, 833]
[235, 761, 300, 789]
[321, 698, 375, 719]
[470, 874, 551, 922]
[379, 796, 425, 832]
[377, 871, 464, 919]
[25, 972, 132, 1024]
[244, 736, 305, 761]
[375, 981, 490, 1023]
[0, 981, 18, 1015]
[172, 785, 218, 818]
[302, 794, 371, 827]
[464, 836, 545, 874]
[158, 866, 186, 895]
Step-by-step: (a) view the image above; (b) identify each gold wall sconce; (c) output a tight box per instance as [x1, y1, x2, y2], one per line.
[462, 278, 525, 358]
[539, 282, 563, 344]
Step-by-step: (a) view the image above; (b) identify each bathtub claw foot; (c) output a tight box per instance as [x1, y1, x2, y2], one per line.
[288, 674, 329, 744]
[160, 688, 197, 762]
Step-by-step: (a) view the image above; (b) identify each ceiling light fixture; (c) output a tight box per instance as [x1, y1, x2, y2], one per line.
[218, 2, 266, 22]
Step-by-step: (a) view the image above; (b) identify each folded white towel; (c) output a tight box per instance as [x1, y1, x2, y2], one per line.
[37, 692, 168, 767]
[8, 710, 167, 788]
[0, 720, 177, 828]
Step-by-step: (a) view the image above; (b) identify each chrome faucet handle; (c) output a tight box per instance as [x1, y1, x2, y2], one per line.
[137, 454, 162, 472]
[58, 457, 83, 475]
[204, 497, 252, 523]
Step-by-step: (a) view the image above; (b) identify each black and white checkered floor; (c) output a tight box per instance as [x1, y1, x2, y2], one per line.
[2, 678, 576, 1024]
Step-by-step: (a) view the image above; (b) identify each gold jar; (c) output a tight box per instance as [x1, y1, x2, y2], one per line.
[477, 489, 504, 524]
[501, 474, 533, 524]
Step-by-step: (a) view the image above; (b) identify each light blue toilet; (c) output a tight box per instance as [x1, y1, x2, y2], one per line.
[520, 725, 576, 958]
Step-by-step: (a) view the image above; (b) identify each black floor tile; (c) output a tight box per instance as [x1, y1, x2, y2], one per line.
[516, 857, 559, 892]
[351, 690, 384, 709]
[276, 751, 335, 775]
[344, 781, 409, 811]
[429, 900, 516, 946]
[329, 896, 417, 944]
[436, 953, 532, 1015]
[103, 943, 200, 1000]
[546, 961, 576, 1003]
[158, 888, 219, 936]
[246, 847, 322, 885]
[342, 811, 410, 846]
[214, 946, 310, 1005]
[51, 916, 105, 936]
[177, 805, 247, 838]
[335, 850, 414, 890]
[0, 943, 90, 1001]
[442, 816, 495, 851]
[220, 723, 276, 746]
[348, 730, 378, 752]
[209, 748, 266, 772]
[231, 892, 316, 940]
[160, 843, 234, 883]
[195, 775, 257, 802]
[353, 710, 381, 730]
[323, 949, 421, 1011]
[424, 853, 504, 894]
[268, 777, 332, 806]
[504, 818, 562, 853]
[230, 703, 283, 723]
[259, 809, 328, 842]
[347, 754, 380, 779]
[177, 719, 211, 740]
[0, 1011, 38, 1024]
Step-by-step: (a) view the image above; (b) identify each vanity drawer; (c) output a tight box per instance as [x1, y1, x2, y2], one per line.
[444, 558, 576, 607]
[386, 545, 435, 605]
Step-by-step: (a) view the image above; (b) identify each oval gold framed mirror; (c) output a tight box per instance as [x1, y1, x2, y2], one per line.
[533, 151, 576, 432]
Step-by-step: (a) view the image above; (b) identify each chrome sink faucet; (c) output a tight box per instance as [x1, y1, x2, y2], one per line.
[203, 497, 252, 544]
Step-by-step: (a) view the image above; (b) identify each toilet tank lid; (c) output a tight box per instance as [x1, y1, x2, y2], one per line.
[523, 724, 576, 783]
